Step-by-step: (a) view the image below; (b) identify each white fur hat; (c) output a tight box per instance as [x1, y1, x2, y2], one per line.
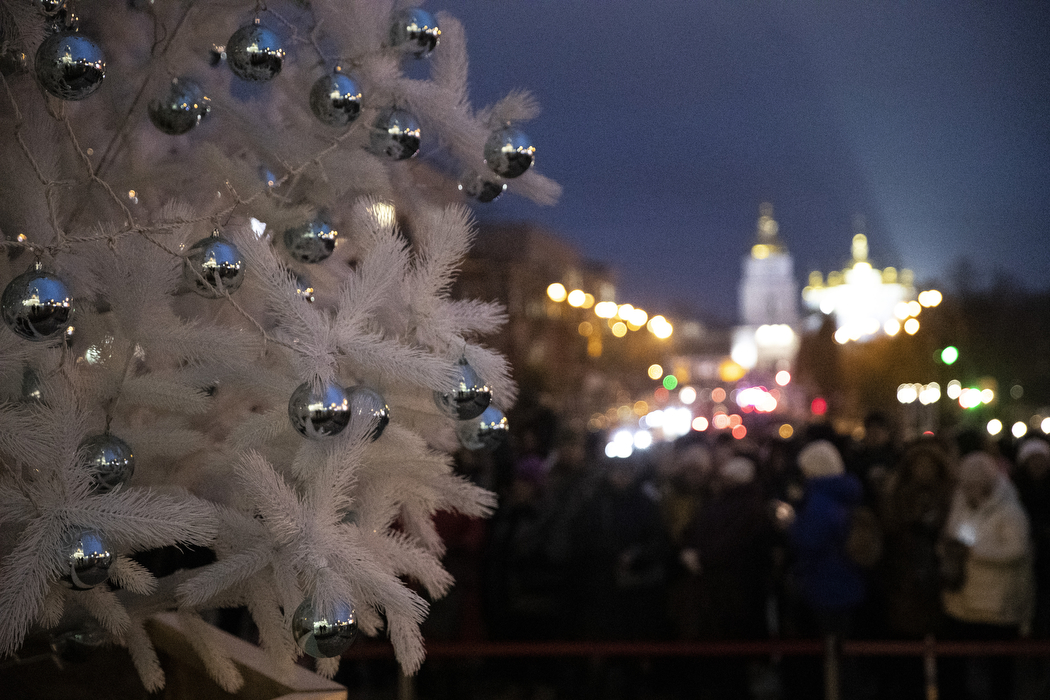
[721, 456, 756, 485]
[798, 440, 845, 479]
[1017, 438, 1050, 466]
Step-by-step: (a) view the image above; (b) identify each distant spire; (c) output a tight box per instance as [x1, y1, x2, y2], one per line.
[751, 202, 784, 258]
[851, 214, 868, 263]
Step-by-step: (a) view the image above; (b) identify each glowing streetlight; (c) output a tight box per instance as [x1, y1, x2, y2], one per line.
[567, 289, 586, 307]
[594, 301, 618, 318]
[547, 283, 567, 302]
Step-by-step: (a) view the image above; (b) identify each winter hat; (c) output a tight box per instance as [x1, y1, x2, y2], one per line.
[1017, 438, 1050, 466]
[798, 440, 845, 479]
[720, 456, 756, 485]
[958, 452, 999, 487]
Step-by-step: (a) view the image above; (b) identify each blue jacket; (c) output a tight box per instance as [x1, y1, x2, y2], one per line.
[790, 474, 866, 611]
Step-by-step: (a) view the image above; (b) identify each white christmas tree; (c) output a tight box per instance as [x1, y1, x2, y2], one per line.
[0, 0, 559, 691]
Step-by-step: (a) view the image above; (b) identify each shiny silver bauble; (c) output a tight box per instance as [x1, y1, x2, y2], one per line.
[148, 78, 210, 135]
[184, 234, 245, 297]
[434, 359, 491, 420]
[226, 23, 285, 82]
[2, 267, 73, 341]
[79, 433, 135, 494]
[288, 381, 351, 439]
[368, 108, 421, 161]
[35, 31, 105, 100]
[292, 597, 359, 658]
[309, 71, 363, 127]
[456, 405, 509, 451]
[484, 126, 535, 179]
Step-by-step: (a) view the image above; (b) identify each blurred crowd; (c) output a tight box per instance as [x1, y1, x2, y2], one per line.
[421, 411, 1050, 700]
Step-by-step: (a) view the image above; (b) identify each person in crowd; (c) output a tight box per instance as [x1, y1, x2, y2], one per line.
[785, 439, 866, 699]
[882, 439, 955, 638]
[850, 411, 900, 506]
[939, 451, 1034, 700]
[790, 440, 866, 631]
[1013, 437, 1050, 639]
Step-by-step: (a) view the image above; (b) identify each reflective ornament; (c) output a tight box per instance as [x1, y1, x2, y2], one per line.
[283, 218, 337, 264]
[21, 367, 44, 402]
[184, 234, 245, 297]
[50, 626, 105, 663]
[35, 31, 105, 101]
[61, 528, 112, 590]
[226, 22, 284, 82]
[309, 71, 362, 127]
[2, 266, 73, 341]
[292, 598, 358, 658]
[458, 172, 507, 203]
[347, 386, 390, 441]
[368, 108, 421, 161]
[484, 126, 535, 179]
[79, 433, 135, 494]
[36, 0, 66, 15]
[148, 78, 210, 135]
[390, 8, 440, 59]
[434, 359, 491, 420]
[288, 381, 351, 439]
[456, 406, 509, 451]
[294, 274, 315, 303]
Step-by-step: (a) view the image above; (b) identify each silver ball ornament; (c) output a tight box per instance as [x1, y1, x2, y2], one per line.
[309, 71, 363, 127]
[79, 433, 135, 494]
[292, 598, 359, 658]
[148, 78, 210, 135]
[390, 8, 440, 59]
[368, 108, 421, 161]
[283, 218, 337, 264]
[226, 23, 285, 82]
[2, 267, 73, 341]
[484, 126, 535, 179]
[458, 172, 507, 203]
[434, 359, 491, 420]
[60, 528, 112, 590]
[35, 31, 105, 101]
[347, 386, 390, 441]
[288, 381, 351, 439]
[456, 405, 509, 451]
[184, 234, 245, 297]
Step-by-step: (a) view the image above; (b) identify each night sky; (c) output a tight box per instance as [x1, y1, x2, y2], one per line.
[438, 1, 1050, 323]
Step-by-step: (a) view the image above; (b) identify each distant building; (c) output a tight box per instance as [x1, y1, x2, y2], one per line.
[802, 220, 916, 343]
[730, 203, 800, 371]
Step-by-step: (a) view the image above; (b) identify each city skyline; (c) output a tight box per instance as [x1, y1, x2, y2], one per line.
[440, 0, 1050, 322]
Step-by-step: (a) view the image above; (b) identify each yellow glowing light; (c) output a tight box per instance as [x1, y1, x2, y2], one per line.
[648, 315, 673, 339]
[617, 304, 635, 319]
[594, 301, 618, 318]
[1012, 421, 1028, 438]
[981, 388, 994, 404]
[567, 289, 586, 307]
[752, 244, 770, 259]
[834, 328, 850, 344]
[907, 300, 922, 317]
[587, 336, 602, 357]
[904, 318, 920, 335]
[718, 360, 745, 383]
[611, 321, 628, 337]
[775, 424, 792, 439]
[679, 386, 697, 404]
[633, 400, 649, 416]
[987, 419, 1003, 436]
[128, 189, 137, 199]
[775, 370, 791, 386]
[692, 416, 709, 431]
[547, 283, 567, 302]
[1042, 417, 1050, 434]
[853, 261, 872, 273]
[631, 309, 648, 327]
[926, 290, 942, 306]
[894, 302, 911, 320]
[884, 319, 901, 336]
[578, 321, 593, 336]
[582, 293, 595, 309]
[16, 233, 27, 242]
[648, 364, 664, 380]
[947, 380, 962, 400]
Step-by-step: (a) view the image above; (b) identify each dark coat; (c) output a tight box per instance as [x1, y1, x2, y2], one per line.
[790, 474, 866, 611]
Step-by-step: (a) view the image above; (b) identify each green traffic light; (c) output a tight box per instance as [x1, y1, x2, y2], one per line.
[941, 346, 959, 365]
[663, 375, 678, 390]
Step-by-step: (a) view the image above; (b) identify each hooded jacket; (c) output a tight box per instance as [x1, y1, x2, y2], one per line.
[942, 474, 1034, 628]
[790, 473, 866, 611]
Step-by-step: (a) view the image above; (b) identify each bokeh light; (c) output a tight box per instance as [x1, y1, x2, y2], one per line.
[567, 289, 586, 307]
[663, 375, 678, 391]
[779, 424, 794, 439]
[647, 364, 664, 380]
[1013, 421, 1028, 438]
[811, 397, 828, 415]
[775, 370, 791, 386]
[547, 283, 567, 302]
[692, 416, 709, 431]
[712, 387, 727, 403]
[987, 419, 1002, 436]
[679, 386, 697, 404]
[904, 318, 920, 335]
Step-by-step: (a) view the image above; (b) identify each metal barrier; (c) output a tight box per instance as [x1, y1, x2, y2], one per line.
[343, 637, 1050, 700]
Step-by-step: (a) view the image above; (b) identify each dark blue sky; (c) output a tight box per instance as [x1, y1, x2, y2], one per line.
[439, 1, 1050, 322]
